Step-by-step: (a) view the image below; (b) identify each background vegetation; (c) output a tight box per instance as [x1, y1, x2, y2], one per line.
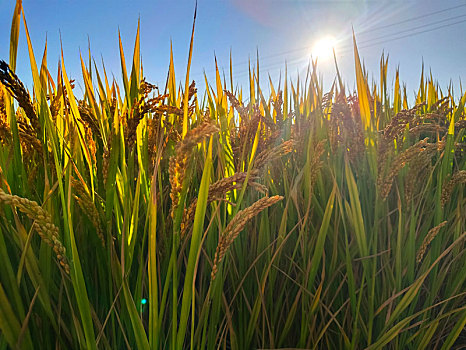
[0, 1, 465, 349]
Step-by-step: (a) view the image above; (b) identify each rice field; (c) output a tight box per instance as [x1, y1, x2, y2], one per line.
[0, 1, 465, 349]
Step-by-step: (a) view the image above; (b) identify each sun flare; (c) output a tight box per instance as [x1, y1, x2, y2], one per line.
[310, 36, 337, 62]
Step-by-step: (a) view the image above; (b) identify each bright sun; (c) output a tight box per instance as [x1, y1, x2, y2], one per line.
[310, 36, 337, 62]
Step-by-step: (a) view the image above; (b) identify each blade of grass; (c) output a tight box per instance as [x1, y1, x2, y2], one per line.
[176, 137, 213, 349]
[182, 3, 196, 138]
[353, 31, 372, 131]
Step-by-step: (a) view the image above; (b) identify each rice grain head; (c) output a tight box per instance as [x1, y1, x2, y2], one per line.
[0, 189, 70, 274]
[180, 172, 260, 239]
[404, 143, 439, 203]
[441, 170, 466, 207]
[170, 120, 219, 218]
[0, 90, 11, 145]
[211, 195, 283, 280]
[378, 138, 432, 200]
[416, 221, 448, 264]
[254, 139, 295, 170]
[0, 60, 40, 134]
[71, 177, 105, 247]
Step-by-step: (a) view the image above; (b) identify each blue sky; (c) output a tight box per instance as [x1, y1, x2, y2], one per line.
[1, 0, 466, 100]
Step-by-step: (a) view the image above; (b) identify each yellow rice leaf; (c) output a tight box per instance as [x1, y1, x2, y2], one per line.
[403, 84, 408, 110]
[284, 63, 288, 120]
[22, 10, 43, 100]
[333, 49, 345, 95]
[62, 56, 95, 193]
[168, 42, 177, 107]
[101, 57, 112, 101]
[416, 64, 425, 105]
[394, 68, 401, 115]
[353, 32, 372, 130]
[249, 62, 255, 105]
[427, 72, 437, 110]
[182, 5, 196, 139]
[118, 30, 130, 107]
[9, 0, 21, 72]
[39, 39, 48, 92]
[129, 19, 141, 103]
[450, 89, 466, 135]
[215, 57, 224, 109]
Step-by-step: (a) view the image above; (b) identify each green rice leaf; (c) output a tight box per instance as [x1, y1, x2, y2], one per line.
[176, 137, 213, 349]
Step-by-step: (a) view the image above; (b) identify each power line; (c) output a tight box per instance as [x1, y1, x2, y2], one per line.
[356, 13, 466, 46]
[229, 15, 466, 82]
[191, 3, 466, 80]
[197, 11, 466, 82]
[358, 17, 466, 50]
[365, 3, 466, 31]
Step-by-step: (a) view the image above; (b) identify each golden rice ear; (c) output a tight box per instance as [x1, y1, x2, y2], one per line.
[403, 144, 437, 204]
[377, 138, 437, 200]
[169, 119, 220, 218]
[381, 103, 425, 143]
[175, 119, 219, 156]
[71, 177, 104, 247]
[253, 139, 295, 170]
[102, 141, 111, 186]
[416, 221, 448, 264]
[225, 89, 248, 117]
[0, 87, 12, 144]
[0, 60, 40, 134]
[0, 189, 70, 274]
[78, 101, 101, 139]
[211, 195, 283, 281]
[168, 154, 187, 218]
[180, 172, 261, 239]
[441, 170, 466, 207]
[180, 80, 197, 118]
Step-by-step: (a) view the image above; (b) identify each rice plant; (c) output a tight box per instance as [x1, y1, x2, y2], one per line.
[0, 1, 465, 349]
